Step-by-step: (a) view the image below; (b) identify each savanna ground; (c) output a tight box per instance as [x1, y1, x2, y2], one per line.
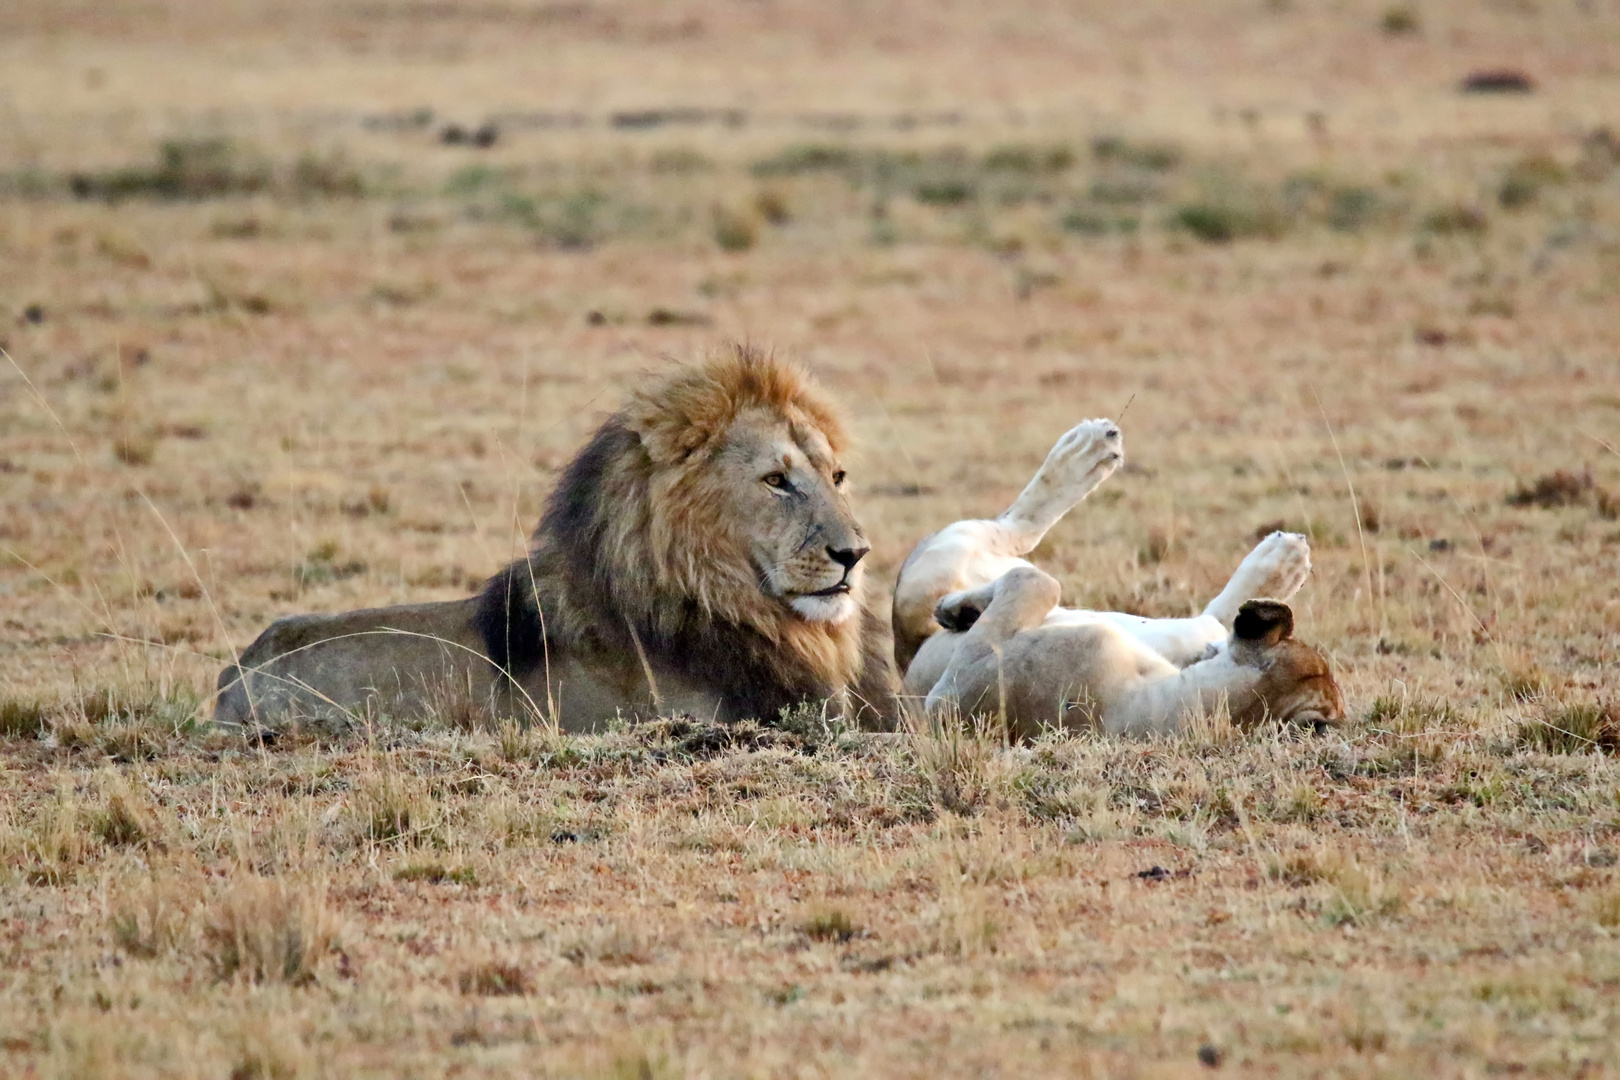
[3, 0, 1620, 1075]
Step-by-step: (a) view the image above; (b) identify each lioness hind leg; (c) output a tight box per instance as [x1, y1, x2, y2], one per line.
[924, 567, 1063, 719]
[1201, 531, 1312, 629]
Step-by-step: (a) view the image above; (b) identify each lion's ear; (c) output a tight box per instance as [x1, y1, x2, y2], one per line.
[1233, 600, 1294, 647]
[623, 400, 721, 465]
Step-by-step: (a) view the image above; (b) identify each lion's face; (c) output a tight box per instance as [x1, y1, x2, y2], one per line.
[715, 408, 869, 625]
[1228, 600, 1346, 730]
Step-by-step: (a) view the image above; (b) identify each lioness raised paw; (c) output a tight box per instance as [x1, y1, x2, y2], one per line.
[998, 418, 1124, 544]
[1037, 418, 1125, 495]
[1203, 531, 1312, 628]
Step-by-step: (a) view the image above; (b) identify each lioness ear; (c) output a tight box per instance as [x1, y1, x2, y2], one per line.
[1233, 599, 1294, 646]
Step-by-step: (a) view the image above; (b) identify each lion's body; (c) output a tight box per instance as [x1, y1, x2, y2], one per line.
[894, 421, 1344, 738]
[214, 348, 898, 732]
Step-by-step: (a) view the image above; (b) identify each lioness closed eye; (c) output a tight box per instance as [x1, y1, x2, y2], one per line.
[214, 346, 899, 732]
[893, 419, 1344, 738]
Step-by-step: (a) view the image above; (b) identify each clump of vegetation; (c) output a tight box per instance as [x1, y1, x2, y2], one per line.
[110, 874, 194, 959]
[1498, 662, 1550, 702]
[1498, 155, 1566, 209]
[293, 540, 367, 589]
[1174, 201, 1279, 244]
[648, 148, 714, 175]
[1421, 204, 1488, 236]
[1091, 136, 1181, 172]
[753, 187, 791, 224]
[1593, 888, 1620, 928]
[1366, 692, 1456, 728]
[494, 189, 608, 249]
[559, 924, 652, 967]
[202, 875, 338, 985]
[351, 771, 420, 845]
[395, 863, 478, 886]
[1516, 700, 1620, 755]
[1326, 186, 1383, 232]
[912, 177, 975, 206]
[1267, 849, 1331, 887]
[1314, 849, 1406, 926]
[457, 959, 531, 996]
[908, 711, 1011, 816]
[801, 907, 862, 943]
[1060, 208, 1139, 236]
[64, 140, 365, 203]
[49, 686, 201, 761]
[113, 432, 158, 467]
[0, 698, 47, 738]
[711, 205, 759, 251]
[90, 786, 156, 849]
[70, 138, 271, 201]
[1506, 469, 1602, 510]
[1380, 6, 1420, 34]
[982, 144, 1075, 173]
[289, 151, 366, 198]
[751, 144, 856, 177]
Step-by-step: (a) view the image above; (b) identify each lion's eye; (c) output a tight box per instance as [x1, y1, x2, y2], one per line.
[763, 472, 789, 490]
[832, 470, 847, 487]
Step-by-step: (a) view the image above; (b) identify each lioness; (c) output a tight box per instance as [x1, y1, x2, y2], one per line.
[214, 346, 898, 731]
[895, 419, 1344, 738]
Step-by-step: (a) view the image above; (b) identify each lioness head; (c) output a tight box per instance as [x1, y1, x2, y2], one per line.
[1227, 599, 1345, 730]
[618, 346, 868, 628]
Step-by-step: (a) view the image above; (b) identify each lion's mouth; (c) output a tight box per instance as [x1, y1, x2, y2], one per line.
[798, 581, 852, 598]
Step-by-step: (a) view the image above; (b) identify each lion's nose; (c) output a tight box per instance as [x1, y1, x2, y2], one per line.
[828, 545, 869, 572]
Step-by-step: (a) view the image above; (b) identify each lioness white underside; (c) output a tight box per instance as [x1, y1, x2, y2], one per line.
[895, 420, 1324, 737]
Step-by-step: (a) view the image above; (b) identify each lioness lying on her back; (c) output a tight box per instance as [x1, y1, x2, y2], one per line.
[894, 420, 1344, 738]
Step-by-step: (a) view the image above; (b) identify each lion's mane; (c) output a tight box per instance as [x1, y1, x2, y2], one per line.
[474, 346, 882, 724]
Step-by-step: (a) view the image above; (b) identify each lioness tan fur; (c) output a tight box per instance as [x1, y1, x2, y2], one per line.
[214, 346, 898, 731]
[895, 419, 1345, 738]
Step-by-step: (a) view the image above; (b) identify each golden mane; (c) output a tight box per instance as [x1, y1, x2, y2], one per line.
[622, 345, 849, 466]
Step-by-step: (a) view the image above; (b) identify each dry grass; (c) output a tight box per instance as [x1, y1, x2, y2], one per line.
[4, 0, 1620, 1075]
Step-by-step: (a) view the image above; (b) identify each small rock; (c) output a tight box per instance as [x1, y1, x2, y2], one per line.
[1461, 69, 1534, 94]
[1198, 1043, 1224, 1068]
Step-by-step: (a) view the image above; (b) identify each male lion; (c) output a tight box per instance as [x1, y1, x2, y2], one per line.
[894, 419, 1344, 738]
[214, 346, 897, 731]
